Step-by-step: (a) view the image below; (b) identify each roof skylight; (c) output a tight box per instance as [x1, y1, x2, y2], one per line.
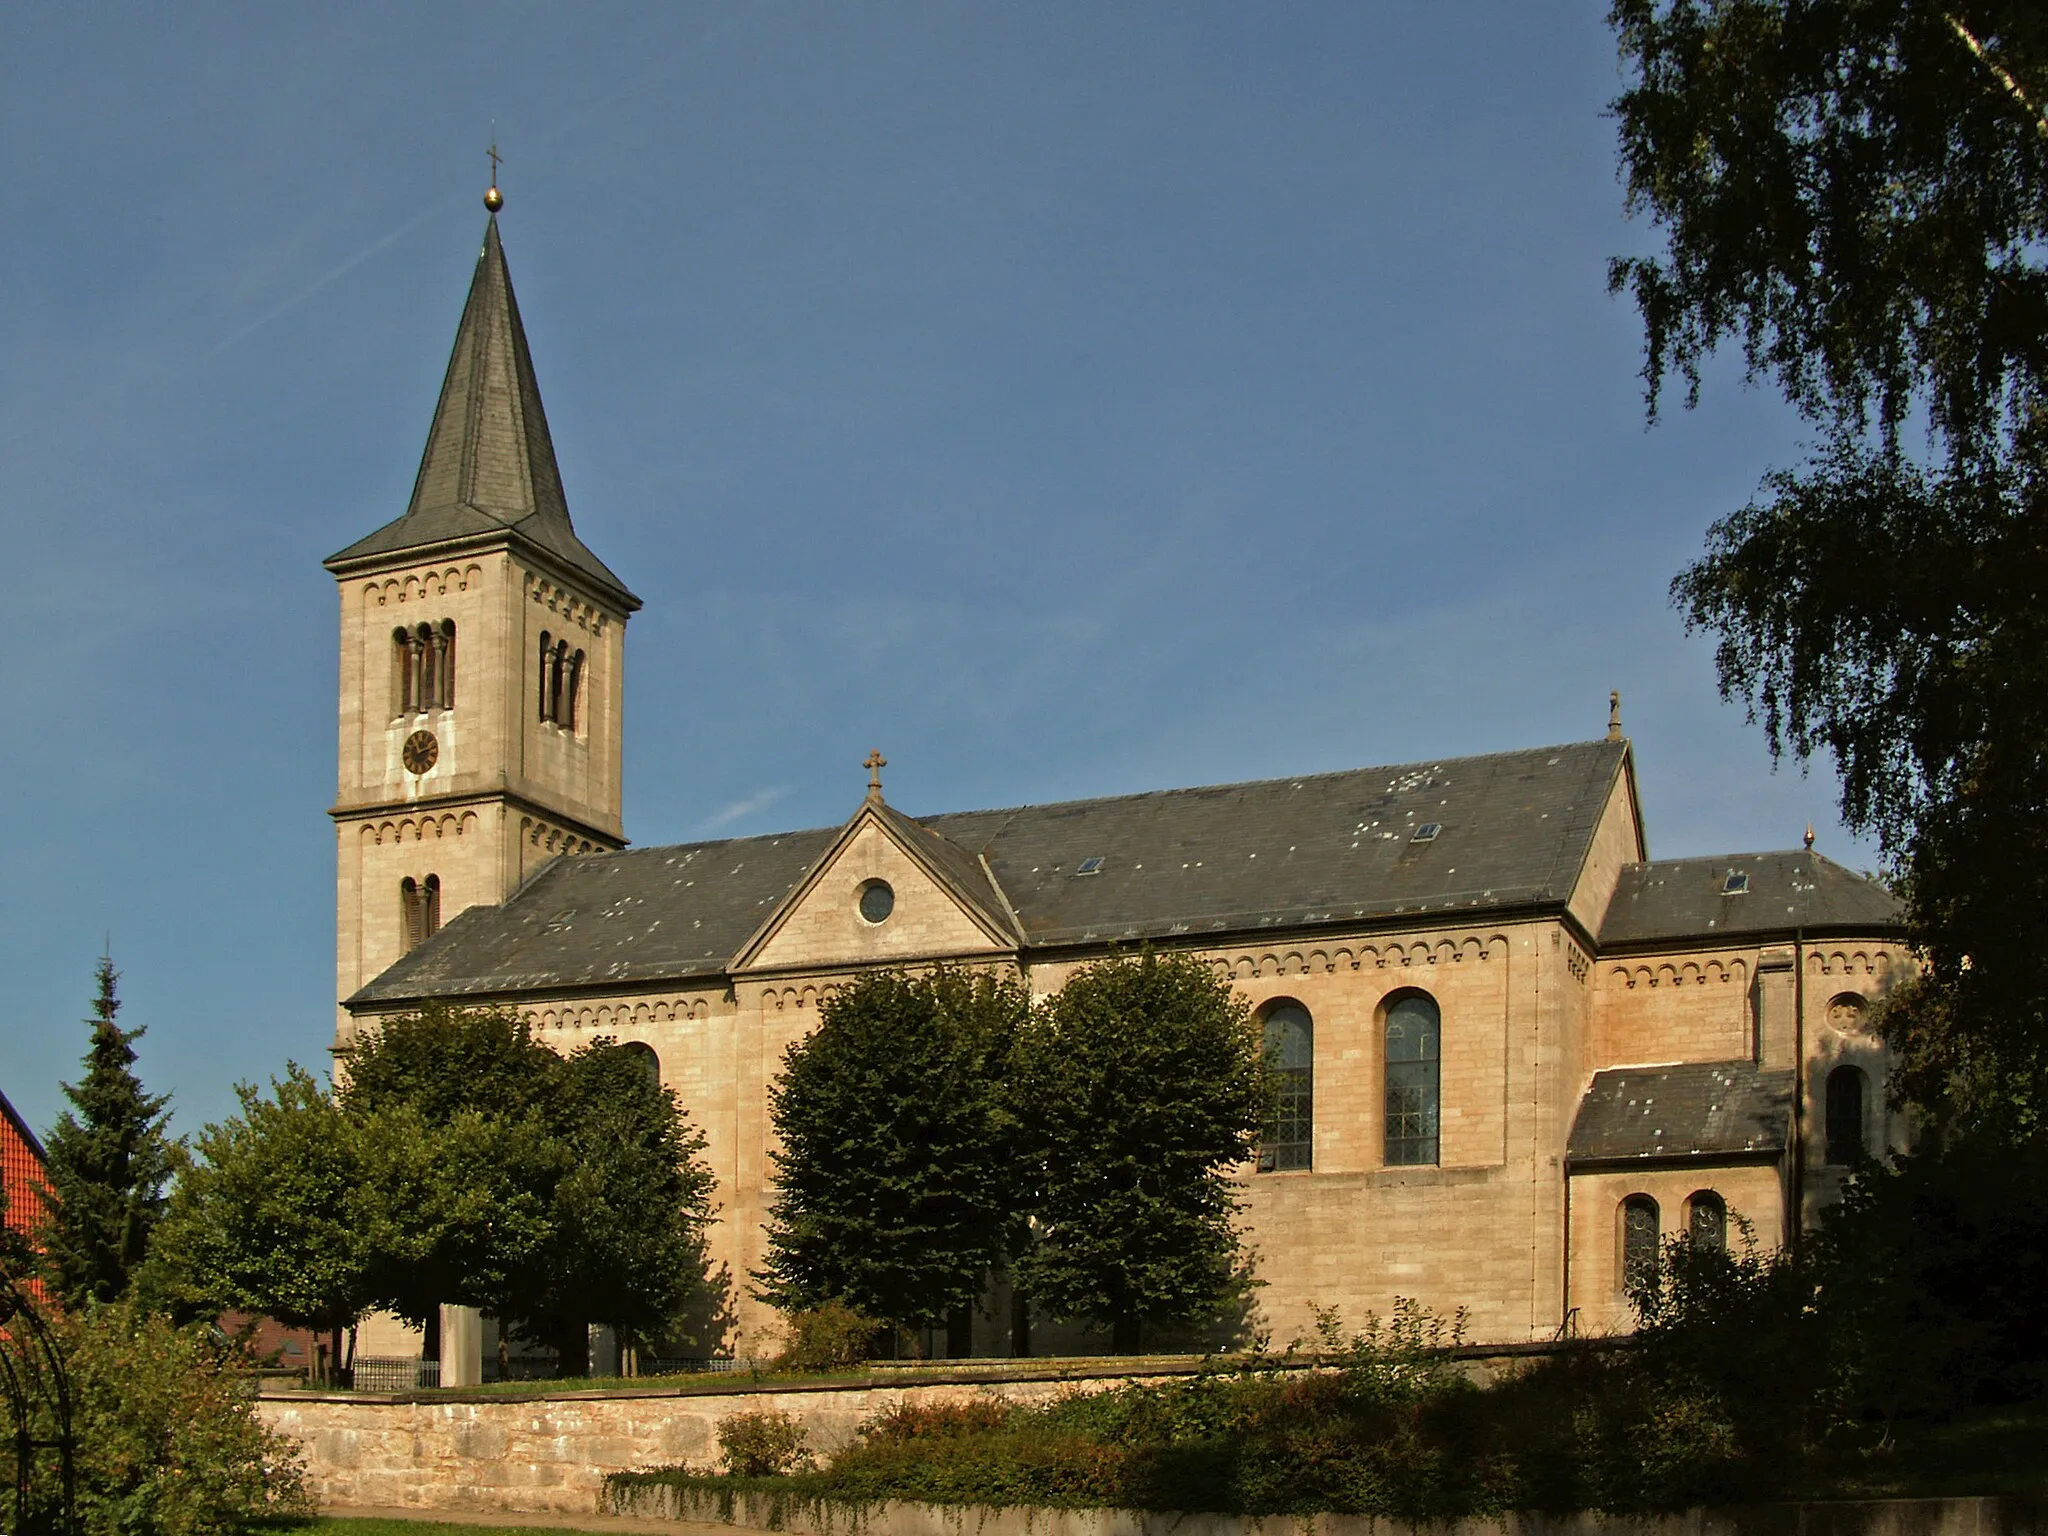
[1412, 823, 1442, 842]
[1723, 872, 1749, 895]
[1075, 857, 1105, 876]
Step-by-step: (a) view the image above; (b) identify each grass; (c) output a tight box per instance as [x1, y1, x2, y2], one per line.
[1793, 1397, 2048, 1501]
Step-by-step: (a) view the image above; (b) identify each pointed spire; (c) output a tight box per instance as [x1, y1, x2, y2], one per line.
[326, 217, 639, 611]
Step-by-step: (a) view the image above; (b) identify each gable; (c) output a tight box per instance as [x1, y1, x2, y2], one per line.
[742, 815, 1014, 973]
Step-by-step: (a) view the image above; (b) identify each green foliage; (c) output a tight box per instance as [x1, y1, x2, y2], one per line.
[1610, 0, 2048, 1130]
[8, 1301, 312, 1536]
[770, 1300, 884, 1373]
[39, 958, 180, 1310]
[1014, 950, 1269, 1350]
[143, 1065, 374, 1333]
[152, 1004, 716, 1374]
[1810, 1135, 2048, 1426]
[757, 969, 1027, 1333]
[715, 1410, 812, 1477]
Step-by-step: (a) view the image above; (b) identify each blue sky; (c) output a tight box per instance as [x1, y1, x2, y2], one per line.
[0, 4, 1858, 1139]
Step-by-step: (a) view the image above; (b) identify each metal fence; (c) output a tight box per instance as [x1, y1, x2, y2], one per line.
[349, 1355, 441, 1392]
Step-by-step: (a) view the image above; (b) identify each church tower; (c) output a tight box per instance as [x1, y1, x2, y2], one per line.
[324, 204, 640, 1033]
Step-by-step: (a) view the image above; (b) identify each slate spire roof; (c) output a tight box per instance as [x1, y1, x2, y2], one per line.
[324, 216, 640, 612]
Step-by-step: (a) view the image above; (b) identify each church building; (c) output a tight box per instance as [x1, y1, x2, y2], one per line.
[326, 205, 1907, 1360]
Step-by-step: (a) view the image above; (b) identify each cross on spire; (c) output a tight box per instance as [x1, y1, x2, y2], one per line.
[485, 138, 505, 212]
[864, 750, 887, 801]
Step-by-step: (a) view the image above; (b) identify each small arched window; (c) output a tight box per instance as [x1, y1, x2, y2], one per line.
[1621, 1194, 1660, 1293]
[400, 875, 442, 954]
[1259, 1002, 1313, 1172]
[1687, 1191, 1727, 1253]
[1383, 993, 1441, 1166]
[1826, 1066, 1867, 1164]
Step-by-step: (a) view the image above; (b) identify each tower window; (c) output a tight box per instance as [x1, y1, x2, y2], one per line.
[1826, 1066, 1867, 1164]
[394, 620, 456, 714]
[1383, 992, 1441, 1166]
[1258, 1002, 1313, 1172]
[400, 874, 442, 953]
[538, 633, 586, 730]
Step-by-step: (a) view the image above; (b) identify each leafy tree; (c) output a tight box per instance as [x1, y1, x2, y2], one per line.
[1015, 950, 1269, 1353]
[757, 968, 1027, 1342]
[1609, 1, 2048, 1131]
[523, 1038, 719, 1371]
[339, 1004, 715, 1374]
[39, 957, 178, 1309]
[141, 1066, 375, 1355]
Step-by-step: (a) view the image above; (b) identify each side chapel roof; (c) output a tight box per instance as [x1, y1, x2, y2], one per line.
[323, 216, 639, 613]
[352, 739, 1635, 1004]
[1599, 851, 1899, 948]
[1567, 1061, 1795, 1167]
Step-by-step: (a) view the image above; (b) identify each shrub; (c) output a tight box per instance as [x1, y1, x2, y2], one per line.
[860, 1397, 1011, 1442]
[716, 1410, 812, 1477]
[771, 1299, 882, 1373]
[17, 1301, 312, 1536]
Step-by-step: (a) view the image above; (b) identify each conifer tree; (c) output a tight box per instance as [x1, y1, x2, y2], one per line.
[39, 957, 178, 1308]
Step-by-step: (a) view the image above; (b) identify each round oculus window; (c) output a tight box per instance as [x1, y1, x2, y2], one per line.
[857, 879, 895, 924]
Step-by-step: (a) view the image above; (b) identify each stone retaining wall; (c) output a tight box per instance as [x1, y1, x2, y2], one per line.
[257, 1374, 1089, 1514]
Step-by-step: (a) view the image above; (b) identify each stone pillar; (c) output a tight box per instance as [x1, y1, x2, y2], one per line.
[588, 1323, 618, 1379]
[439, 1304, 483, 1388]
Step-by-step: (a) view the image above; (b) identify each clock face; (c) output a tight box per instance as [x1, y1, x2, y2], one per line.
[402, 730, 440, 775]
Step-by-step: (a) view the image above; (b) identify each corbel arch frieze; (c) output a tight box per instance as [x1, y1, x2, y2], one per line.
[363, 565, 483, 608]
[525, 994, 717, 1034]
[1210, 931, 1507, 981]
[522, 571, 608, 635]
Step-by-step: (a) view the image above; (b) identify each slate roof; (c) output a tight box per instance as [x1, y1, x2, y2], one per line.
[324, 217, 639, 613]
[350, 738, 1631, 1005]
[1567, 1061, 1794, 1167]
[1599, 851, 1900, 949]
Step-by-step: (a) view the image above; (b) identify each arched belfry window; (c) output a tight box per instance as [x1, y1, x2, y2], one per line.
[1687, 1191, 1727, 1253]
[1259, 1002, 1313, 1172]
[1383, 992, 1441, 1166]
[538, 634, 583, 730]
[1826, 1066, 1867, 1164]
[400, 874, 442, 953]
[1621, 1194, 1661, 1293]
[393, 621, 456, 714]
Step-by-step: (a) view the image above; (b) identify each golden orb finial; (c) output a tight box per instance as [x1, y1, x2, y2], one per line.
[485, 138, 505, 212]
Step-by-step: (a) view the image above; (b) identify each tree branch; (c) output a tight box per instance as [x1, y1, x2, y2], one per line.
[1947, 14, 2048, 144]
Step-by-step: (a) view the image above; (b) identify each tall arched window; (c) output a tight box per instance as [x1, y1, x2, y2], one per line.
[1826, 1066, 1867, 1164]
[437, 619, 457, 707]
[565, 649, 586, 731]
[1687, 1191, 1727, 1253]
[619, 1041, 660, 1087]
[1259, 1002, 1313, 1172]
[537, 631, 553, 720]
[1621, 1194, 1660, 1293]
[1383, 993, 1441, 1166]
